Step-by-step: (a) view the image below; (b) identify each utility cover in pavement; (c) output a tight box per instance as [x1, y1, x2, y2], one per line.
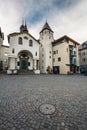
[39, 104, 56, 115]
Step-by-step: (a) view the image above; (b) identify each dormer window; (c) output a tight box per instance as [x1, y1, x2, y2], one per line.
[29, 40, 33, 46]
[82, 43, 87, 49]
[19, 37, 23, 45]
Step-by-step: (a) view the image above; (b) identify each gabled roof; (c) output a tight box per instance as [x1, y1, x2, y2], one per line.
[82, 41, 87, 45]
[40, 21, 53, 33]
[79, 41, 87, 51]
[52, 35, 80, 45]
[8, 32, 39, 43]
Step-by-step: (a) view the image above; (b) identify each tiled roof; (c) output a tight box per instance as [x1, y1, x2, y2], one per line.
[52, 35, 80, 45]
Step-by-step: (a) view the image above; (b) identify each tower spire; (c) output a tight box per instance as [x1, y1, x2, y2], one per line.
[40, 20, 53, 33]
[46, 16, 47, 23]
[20, 19, 28, 33]
[25, 19, 26, 26]
[22, 17, 24, 25]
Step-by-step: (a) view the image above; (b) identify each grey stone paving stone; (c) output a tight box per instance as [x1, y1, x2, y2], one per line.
[0, 74, 87, 130]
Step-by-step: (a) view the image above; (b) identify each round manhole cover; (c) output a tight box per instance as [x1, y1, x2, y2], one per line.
[39, 104, 56, 115]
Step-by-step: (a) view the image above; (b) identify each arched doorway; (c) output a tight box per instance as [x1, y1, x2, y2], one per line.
[18, 50, 33, 70]
[21, 58, 28, 70]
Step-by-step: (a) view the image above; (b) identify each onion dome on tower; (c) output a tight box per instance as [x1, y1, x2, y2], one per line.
[20, 20, 28, 33]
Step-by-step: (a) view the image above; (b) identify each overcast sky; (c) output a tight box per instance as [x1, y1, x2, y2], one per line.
[0, 0, 87, 45]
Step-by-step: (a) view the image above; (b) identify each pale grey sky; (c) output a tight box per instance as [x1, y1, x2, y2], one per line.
[0, 0, 87, 45]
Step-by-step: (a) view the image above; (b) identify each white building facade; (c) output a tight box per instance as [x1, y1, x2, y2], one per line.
[7, 24, 40, 74]
[39, 22, 54, 73]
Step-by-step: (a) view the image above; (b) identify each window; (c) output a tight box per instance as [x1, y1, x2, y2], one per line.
[12, 48, 15, 53]
[19, 37, 23, 45]
[29, 40, 33, 46]
[53, 58, 55, 62]
[83, 58, 85, 62]
[74, 51, 76, 55]
[28, 62, 30, 66]
[49, 56, 51, 58]
[17, 62, 20, 66]
[53, 51, 56, 55]
[42, 54, 44, 57]
[82, 52, 85, 56]
[35, 52, 37, 56]
[49, 51, 51, 54]
[53, 50, 58, 55]
[56, 50, 58, 54]
[58, 57, 61, 62]
[82, 43, 87, 49]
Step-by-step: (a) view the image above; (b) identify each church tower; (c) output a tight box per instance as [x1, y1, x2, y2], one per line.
[39, 21, 54, 73]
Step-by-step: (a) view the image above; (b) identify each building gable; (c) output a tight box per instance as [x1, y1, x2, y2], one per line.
[52, 35, 80, 47]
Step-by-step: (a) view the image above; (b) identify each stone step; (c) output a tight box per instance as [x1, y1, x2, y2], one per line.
[0, 71, 7, 74]
[18, 70, 34, 75]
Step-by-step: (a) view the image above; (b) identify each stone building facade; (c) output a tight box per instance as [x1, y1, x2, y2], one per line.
[0, 22, 81, 74]
[79, 41, 87, 74]
[0, 27, 8, 71]
[52, 35, 80, 74]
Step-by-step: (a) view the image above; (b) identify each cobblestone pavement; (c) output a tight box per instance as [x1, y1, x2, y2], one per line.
[0, 74, 87, 130]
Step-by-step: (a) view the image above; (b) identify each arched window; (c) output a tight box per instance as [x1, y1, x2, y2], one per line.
[19, 37, 23, 45]
[12, 48, 15, 53]
[35, 52, 37, 56]
[29, 40, 33, 46]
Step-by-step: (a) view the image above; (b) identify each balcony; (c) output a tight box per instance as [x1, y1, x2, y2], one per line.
[70, 61, 77, 66]
[70, 51, 76, 57]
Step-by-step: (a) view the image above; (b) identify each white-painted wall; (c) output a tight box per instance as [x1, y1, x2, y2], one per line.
[9, 33, 39, 60]
[39, 29, 54, 73]
[8, 32, 40, 72]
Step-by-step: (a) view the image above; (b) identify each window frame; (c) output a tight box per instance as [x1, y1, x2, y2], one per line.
[18, 37, 23, 45]
[29, 39, 33, 47]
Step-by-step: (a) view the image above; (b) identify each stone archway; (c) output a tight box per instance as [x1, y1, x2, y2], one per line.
[18, 50, 33, 70]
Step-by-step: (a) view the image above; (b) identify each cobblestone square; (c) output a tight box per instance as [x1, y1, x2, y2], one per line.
[0, 74, 87, 130]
